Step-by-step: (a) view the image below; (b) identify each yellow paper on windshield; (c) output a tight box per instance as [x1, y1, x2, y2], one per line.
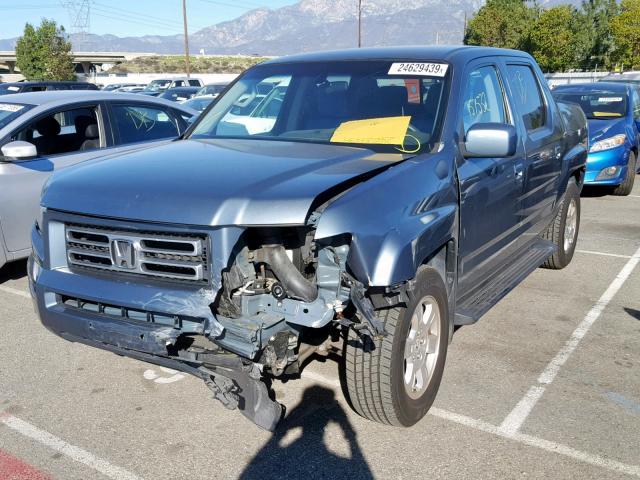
[331, 116, 411, 145]
[593, 112, 622, 117]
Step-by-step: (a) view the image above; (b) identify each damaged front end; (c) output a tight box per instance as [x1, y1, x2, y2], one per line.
[30, 208, 378, 430]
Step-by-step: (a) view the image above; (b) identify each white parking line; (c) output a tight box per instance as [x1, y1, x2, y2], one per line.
[0, 413, 143, 480]
[0, 285, 31, 299]
[576, 249, 633, 259]
[300, 370, 640, 477]
[500, 244, 640, 435]
[430, 408, 640, 478]
[300, 369, 640, 478]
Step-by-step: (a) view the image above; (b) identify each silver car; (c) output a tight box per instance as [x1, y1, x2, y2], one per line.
[0, 91, 197, 269]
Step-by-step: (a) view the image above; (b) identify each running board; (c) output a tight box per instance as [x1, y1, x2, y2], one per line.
[455, 240, 556, 325]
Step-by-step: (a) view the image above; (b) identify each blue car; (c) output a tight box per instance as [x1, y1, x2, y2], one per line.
[553, 82, 639, 195]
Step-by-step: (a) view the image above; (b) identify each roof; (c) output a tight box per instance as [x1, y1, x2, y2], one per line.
[262, 45, 531, 65]
[0, 90, 197, 114]
[553, 82, 631, 93]
[0, 81, 93, 86]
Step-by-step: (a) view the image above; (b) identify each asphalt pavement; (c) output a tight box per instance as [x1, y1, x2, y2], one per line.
[0, 183, 639, 480]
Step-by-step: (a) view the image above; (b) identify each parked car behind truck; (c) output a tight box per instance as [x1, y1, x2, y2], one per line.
[553, 82, 639, 195]
[29, 47, 587, 430]
[0, 91, 197, 270]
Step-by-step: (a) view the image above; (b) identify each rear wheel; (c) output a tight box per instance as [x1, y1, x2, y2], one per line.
[541, 178, 580, 270]
[612, 151, 636, 196]
[344, 267, 449, 426]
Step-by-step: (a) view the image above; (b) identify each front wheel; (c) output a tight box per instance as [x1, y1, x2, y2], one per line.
[343, 267, 449, 426]
[541, 178, 580, 269]
[612, 151, 636, 196]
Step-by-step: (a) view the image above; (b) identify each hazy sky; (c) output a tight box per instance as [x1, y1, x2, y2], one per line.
[0, 0, 299, 38]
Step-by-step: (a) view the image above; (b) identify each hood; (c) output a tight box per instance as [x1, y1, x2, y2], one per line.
[587, 118, 626, 145]
[42, 139, 406, 226]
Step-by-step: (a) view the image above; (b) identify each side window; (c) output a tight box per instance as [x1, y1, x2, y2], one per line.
[174, 80, 184, 87]
[111, 104, 180, 145]
[11, 106, 100, 156]
[506, 65, 547, 132]
[462, 66, 507, 134]
[25, 86, 46, 92]
[188, 80, 200, 87]
[632, 89, 640, 119]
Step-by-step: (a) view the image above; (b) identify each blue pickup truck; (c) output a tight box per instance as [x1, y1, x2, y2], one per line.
[29, 46, 587, 430]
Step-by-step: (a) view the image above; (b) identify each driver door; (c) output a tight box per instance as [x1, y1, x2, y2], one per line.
[0, 104, 107, 254]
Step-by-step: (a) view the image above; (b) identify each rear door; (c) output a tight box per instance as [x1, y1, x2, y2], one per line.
[502, 62, 564, 237]
[456, 60, 526, 298]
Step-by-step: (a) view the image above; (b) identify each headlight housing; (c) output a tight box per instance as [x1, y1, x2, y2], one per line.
[589, 134, 626, 153]
[35, 206, 46, 232]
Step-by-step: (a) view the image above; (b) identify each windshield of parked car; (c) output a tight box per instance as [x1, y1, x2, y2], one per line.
[143, 80, 171, 93]
[0, 84, 23, 96]
[189, 60, 449, 154]
[554, 91, 628, 119]
[0, 103, 33, 129]
[197, 84, 227, 96]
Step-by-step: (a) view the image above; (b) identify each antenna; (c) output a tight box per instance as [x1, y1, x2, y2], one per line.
[59, 0, 92, 40]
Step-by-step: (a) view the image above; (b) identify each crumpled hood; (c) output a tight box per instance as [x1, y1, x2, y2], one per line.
[588, 118, 626, 145]
[42, 138, 405, 226]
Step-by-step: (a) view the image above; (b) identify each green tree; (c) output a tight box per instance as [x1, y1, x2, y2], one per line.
[464, 0, 536, 50]
[529, 6, 579, 71]
[15, 19, 75, 81]
[575, 0, 619, 69]
[611, 0, 640, 69]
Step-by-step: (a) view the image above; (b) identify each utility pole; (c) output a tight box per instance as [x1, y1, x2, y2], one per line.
[357, 0, 362, 48]
[182, 0, 191, 78]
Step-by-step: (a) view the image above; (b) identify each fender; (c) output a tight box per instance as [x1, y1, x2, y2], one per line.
[315, 151, 458, 287]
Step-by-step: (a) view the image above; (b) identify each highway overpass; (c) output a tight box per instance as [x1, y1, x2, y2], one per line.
[0, 51, 154, 75]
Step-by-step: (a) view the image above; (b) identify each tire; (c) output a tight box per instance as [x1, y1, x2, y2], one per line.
[344, 267, 449, 426]
[541, 178, 580, 269]
[612, 151, 636, 196]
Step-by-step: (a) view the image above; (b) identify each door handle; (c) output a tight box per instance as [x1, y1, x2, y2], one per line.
[514, 162, 524, 182]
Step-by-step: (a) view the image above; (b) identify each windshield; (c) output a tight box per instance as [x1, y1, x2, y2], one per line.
[0, 103, 32, 129]
[0, 84, 23, 96]
[189, 60, 449, 154]
[143, 80, 171, 92]
[554, 91, 627, 119]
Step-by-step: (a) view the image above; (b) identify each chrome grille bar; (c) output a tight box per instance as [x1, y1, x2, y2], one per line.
[65, 224, 208, 282]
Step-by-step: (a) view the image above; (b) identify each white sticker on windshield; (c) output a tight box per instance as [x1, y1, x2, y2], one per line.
[7, 86, 20, 91]
[0, 103, 24, 112]
[388, 62, 448, 77]
[598, 97, 623, 102]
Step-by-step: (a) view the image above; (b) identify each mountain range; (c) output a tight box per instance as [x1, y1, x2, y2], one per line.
[0, 0, 575, 56]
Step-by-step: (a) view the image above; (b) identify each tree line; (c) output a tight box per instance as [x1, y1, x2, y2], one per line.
[464, 0, 640, 72]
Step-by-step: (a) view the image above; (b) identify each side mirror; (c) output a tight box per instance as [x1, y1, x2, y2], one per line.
[1, 141, 38, 161]
[464, 123, 517, 158]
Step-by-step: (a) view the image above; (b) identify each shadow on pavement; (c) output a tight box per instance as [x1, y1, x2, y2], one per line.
[0, 259, 27, 284]
[623, 307, 640, 321]
[581, 186, 612, 198]
[239, 385, 373, 480]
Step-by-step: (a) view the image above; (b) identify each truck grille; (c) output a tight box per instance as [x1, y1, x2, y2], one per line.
[65, 224, 208, 283]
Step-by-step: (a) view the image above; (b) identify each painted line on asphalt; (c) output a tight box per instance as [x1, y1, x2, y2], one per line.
[500, 244, 640, 435]
[0, 285, 31, 299]
[576, 249, 632, 259]
[629, 195, 640, 198]
[0, 448, 53, 480]
[0, 413, 143, 480]
[300, 369, 341, 388]
[430, 408, 640, 478]
[300, 369, 640, 478]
